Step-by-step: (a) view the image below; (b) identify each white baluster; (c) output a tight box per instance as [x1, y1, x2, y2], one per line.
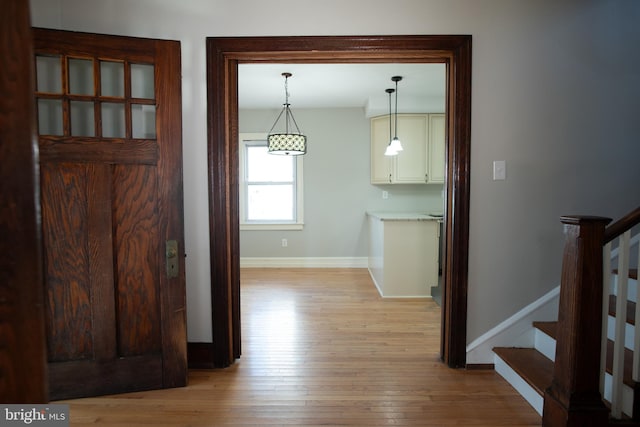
[601, 242, 612, 396]
[611, 231, 630, 418]
[633, 231, 640, 384]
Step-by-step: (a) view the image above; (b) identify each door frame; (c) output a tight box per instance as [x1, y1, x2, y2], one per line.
[206, 35, 471, 368]
[1, 0, 48, 402]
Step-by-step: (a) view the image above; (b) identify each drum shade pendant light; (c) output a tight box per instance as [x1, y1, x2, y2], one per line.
[267, 72, 307, 155]
[384, 88, 398, 156]
[388, 75, 403, 154]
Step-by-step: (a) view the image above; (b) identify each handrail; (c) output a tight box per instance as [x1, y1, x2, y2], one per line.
[604, 206, 640, 243]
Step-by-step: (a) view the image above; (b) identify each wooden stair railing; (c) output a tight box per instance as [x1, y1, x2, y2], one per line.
[603, 207, 640, 420]
[542, 208, 640, 427]
[603, 208, 640, 244]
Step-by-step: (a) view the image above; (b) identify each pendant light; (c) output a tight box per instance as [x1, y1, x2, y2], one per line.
[389, 75, 403, 153]
[267, 72, 307, 155]
[384, 88, 398, 156]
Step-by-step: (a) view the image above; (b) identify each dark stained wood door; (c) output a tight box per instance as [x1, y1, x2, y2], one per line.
[33, 28, 186, 400]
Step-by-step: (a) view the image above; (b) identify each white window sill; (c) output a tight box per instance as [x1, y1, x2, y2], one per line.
[240, 223, 304, 231]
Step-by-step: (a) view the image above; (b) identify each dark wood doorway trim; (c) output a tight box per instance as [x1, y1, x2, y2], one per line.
[206, 35, 471, 368]
[1, 0, 48, 402]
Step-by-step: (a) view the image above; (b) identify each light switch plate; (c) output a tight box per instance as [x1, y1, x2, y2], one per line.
[493, 160, 506, 181]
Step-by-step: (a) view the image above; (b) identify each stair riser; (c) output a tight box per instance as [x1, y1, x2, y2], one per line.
[494, 354, 544, 415]
[534, 328, 556, 361]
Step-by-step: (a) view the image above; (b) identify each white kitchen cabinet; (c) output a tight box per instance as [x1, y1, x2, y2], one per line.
[370, 113, 444, 184]
[367, 212, 440, 297]
[371, 114, 427, 184]
[370, 115, 395, 183]
[428, 114, 446, 184]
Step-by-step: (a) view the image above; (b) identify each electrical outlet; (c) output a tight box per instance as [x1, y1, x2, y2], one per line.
[382, 190, 388, 199]
[281, 238, 288, 247]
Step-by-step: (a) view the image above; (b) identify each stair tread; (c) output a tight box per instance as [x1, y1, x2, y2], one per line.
[493, 347, 553, 396]
[532, 320, 638, 388]
[532, 321, 556, 338]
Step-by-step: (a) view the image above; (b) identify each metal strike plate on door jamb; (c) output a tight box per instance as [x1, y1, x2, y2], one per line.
[166, 240, 179, 278]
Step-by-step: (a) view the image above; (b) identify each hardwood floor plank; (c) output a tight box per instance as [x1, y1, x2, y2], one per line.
[60, 268, 539, 426]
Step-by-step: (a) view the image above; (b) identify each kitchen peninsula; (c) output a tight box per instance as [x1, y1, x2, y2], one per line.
[367, 212, 440, 298]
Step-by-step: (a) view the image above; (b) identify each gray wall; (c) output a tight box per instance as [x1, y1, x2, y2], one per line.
[31, 0, 640, 349]
[239, 107, 444, 258]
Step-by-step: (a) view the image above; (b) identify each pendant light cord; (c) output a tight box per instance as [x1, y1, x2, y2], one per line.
[394, 78, 399, 139]
[284, 74, 290, 133]
[388, 89, 393, 142]
[267, 72, 303, 135]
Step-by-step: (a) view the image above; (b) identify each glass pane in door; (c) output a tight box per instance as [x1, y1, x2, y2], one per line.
[68, 58, 94, 95]
[102, 102, 125, 138]
[132, 104, 156, 139]
[70, 101, 95, 136]
[36, 55, 62, 93]
[131, 64, 154, 99]
[37, 99, 63, 135]
[100, 61, 124, 97]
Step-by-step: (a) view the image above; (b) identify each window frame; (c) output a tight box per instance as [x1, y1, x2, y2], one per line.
[239, 133, 304, 230]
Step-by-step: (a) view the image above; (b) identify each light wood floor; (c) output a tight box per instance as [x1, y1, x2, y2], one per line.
[64, 268, 540, 426]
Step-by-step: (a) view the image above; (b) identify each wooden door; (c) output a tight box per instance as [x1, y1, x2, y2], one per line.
[33, 28, 186, 400]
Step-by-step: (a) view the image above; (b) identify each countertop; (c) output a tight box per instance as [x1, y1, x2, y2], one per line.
[367, 211, 443, 221]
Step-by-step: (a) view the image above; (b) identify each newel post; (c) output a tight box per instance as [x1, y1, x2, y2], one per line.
[542, 216, 612, 427]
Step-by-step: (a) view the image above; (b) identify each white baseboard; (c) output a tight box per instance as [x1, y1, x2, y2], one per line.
[240, 257, 368, 269]
[466, 286, 560, 364]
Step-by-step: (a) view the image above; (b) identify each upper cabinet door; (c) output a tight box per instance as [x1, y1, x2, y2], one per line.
[33, 28, 186, 400]
[370, 115, 394, 183]
[428, 114, 446, 184]
[394, 114, 428, 183]
[371, 114, 441, 184]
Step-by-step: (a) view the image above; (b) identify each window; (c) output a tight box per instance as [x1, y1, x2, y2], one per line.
[239, 133, 304, 230]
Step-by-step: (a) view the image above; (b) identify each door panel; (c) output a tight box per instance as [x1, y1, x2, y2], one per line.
[33, 28, 186, 400]
[113, 164, 161, 356]
[41, 163, 93, 363]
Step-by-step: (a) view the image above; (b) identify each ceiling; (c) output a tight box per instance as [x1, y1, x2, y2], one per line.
[238, 63, 446, 116]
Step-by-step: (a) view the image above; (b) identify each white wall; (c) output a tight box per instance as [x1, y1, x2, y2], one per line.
[239, 107, 443, 259]
[30, 0, 640, 353]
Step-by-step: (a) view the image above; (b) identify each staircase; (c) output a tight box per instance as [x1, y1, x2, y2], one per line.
[492, 209, 640, 426]
[495, 270, 639, 420]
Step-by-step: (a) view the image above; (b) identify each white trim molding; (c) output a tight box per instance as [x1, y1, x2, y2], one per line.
[466, 285, 560, 364]
[240, 257, 368, 269]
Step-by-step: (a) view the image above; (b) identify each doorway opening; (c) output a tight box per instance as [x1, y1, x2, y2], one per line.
[206, 35, 471, 368]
